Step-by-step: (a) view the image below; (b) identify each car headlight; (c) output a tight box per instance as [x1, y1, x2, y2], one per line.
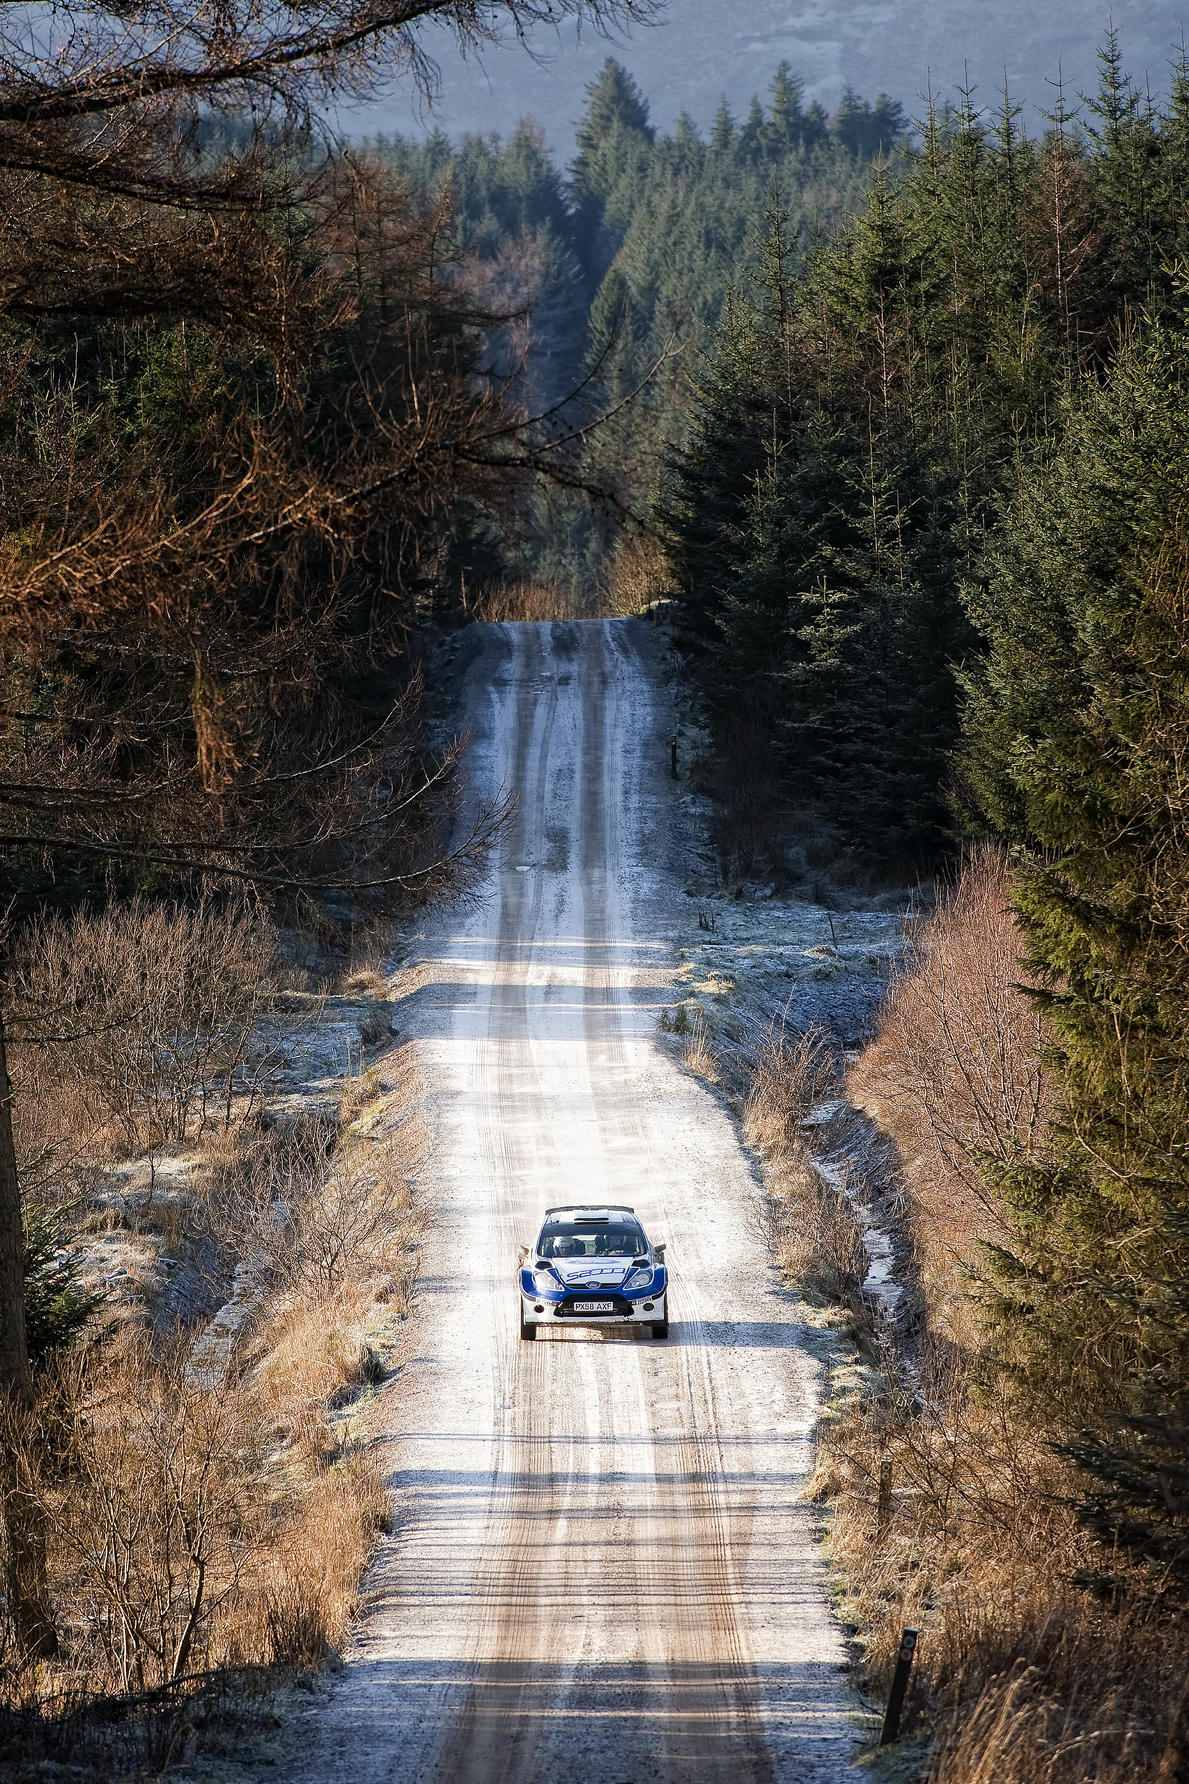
[624, 1264, 654, 1290]
[532, 1268, 558, 1292]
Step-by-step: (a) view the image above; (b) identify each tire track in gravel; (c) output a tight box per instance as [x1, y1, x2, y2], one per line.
[438, 623, 566, 1784]
[575, 622, 774, 1781]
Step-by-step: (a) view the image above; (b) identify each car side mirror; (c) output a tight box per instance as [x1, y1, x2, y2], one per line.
[654, 1243, 666, 1262]
[517, 1244, 529, 1264]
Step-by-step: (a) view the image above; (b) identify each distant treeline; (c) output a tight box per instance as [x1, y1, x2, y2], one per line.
[369, 60, 905, 583]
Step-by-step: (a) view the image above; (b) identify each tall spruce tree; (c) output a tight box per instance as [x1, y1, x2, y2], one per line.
[963, 322, 1189, 1588]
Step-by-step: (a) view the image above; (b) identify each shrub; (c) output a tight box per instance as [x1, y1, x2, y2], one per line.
[850, 846, 1048, 1344]
[7, 896, 278, 1167]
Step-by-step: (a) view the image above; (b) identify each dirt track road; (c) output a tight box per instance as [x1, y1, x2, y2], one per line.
[292, 620, 858, 1783]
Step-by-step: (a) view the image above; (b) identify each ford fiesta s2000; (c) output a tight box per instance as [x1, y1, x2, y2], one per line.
[518, 1205, 668, 1340]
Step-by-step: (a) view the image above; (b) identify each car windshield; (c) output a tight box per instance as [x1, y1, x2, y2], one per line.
[537, 1222, 644, 1259]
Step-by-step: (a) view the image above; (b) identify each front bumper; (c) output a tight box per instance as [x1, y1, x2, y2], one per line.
[521, 1292, 665, 1328]
[519, 1264, 668, 1329]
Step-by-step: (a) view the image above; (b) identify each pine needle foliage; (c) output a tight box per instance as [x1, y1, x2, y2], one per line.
[22, 1208, 101, 1365]
[962, 321, 1189, 1594]
[663, 37, 1189, 870]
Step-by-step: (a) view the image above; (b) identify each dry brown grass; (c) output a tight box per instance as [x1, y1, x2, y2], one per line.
[816, 1428, 1189, 1776]
[471, 544, 677, 627]
[818, 1360, 1189, 1776]
[681, 1013, 720, 1083]
[817, 848, 1189, 1781]
[744, 1023, 836, 1154]
[0, 908, 421, 1774]
[597, 532, 677, 617]
[0, 1092, 413, 1764]
[474, 577, 593, 622]
[742, 1026, 869, 1304]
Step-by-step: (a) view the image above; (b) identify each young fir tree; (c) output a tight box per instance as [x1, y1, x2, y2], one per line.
[1083, 26, 1163, 317]
[962, 321, 1189, 1590]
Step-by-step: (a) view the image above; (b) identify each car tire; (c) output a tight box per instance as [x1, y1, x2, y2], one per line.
[520, 1309, 537, 1341]
[651, 1316, 669, 1340]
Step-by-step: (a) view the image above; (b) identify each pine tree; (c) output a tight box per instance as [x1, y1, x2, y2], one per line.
[766, 62, 806, 154]
[832, 87, 870, 156]
[710, 100, 736, 158]
[1083, 26, 1162, 313]
[738, 97, 767, 164]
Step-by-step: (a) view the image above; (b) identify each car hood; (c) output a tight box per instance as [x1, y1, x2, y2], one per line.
[543, 1259, 650, 1289]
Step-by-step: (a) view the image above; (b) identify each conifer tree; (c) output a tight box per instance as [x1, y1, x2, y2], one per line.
[738, 97, 767, 164]
[710, 100, 736, 157]
[766, 63, 806, 153]
[570, 58, 654, 285]
[962, 323, 1189, 1587]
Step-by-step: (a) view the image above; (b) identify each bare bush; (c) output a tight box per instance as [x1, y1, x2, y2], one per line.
[8, 897, 278, 1174]
[850, 847, 1049, 1340]
[1, 1333, 389, 1710]
[9, 1344, 264, 1693]
[598, 532, 677, 616]
[213, 1094, 425, 1307]
[270, 1125, 423, 1301]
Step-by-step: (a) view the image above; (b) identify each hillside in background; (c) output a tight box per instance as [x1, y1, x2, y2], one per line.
[344, 0, 1184, 154]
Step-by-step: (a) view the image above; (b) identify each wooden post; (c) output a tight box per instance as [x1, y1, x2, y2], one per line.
[670, 734, 678, 779]
[878, 1626, 918, 1747]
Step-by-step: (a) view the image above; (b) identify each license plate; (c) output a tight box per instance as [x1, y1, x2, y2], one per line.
[572, 1300, 615, 1313]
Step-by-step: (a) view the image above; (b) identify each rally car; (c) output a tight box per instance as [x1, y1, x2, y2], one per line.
[518, 1205, 668, 1340]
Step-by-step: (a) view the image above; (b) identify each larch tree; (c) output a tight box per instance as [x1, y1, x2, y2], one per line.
[0, 0, 650, 1660]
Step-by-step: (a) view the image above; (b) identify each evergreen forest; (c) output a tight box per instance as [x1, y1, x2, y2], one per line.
[2, 8, 1189, 1783]
[370, 58, 904, 582]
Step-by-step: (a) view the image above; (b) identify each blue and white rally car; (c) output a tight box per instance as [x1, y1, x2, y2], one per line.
[518, 1205, 668, 1340]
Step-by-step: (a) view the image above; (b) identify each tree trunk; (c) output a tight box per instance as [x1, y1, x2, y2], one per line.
[0, 1002, 57, 1658]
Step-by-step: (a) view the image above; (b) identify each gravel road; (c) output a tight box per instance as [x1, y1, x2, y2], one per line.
[290, 619, 860, 1783]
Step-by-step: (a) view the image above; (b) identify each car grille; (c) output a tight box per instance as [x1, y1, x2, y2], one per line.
[556, 1295, 633, 1317]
